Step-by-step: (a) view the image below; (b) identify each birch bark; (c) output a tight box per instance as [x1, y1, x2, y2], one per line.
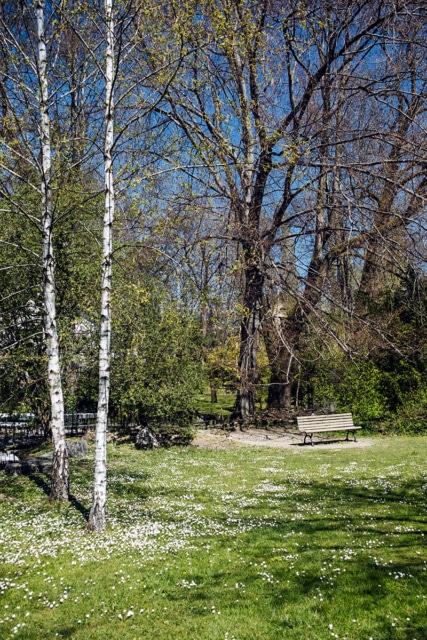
[88, 0, 115, 531]
[37, 0, 69, 501]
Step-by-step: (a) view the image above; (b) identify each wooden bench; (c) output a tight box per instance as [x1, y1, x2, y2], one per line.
[297, 413, 361, 446]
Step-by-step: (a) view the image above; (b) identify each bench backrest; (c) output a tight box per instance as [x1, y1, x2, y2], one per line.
[297, 413, 354, 430]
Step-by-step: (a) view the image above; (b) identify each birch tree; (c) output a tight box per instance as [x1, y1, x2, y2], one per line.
[88, 0, 115, 531]
[37, 0, 69, 500]
[0, 1, 69, 498]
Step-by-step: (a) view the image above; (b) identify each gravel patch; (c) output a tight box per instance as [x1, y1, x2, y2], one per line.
[192, 428, 375, 450]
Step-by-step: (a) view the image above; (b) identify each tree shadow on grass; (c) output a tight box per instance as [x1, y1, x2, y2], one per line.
[163, 474, 427, 596]
[153, 529, 427, 639]
[161, 475, 427, 639]
[51, 625, 78, 639]
[237, 478, 427, 598]
[28, 471, 90, 521]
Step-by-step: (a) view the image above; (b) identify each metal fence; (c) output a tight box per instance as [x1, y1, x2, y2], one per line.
[0, 410, 139, 444]
[0, 412, 97, 441]
[0, 413, 41, 441]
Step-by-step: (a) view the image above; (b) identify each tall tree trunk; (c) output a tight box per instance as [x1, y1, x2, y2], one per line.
[263, 236, 298, 411]
[234, 259, 264, 418]
[37, 0, 69, 502]
[355, 224, 406, 316]
[267, 365, 293, 410]
[264, 248, 331, 412]
[263, 313, 293, 411]
[210, 385, 218, 404]
[88, 0, 114, 532]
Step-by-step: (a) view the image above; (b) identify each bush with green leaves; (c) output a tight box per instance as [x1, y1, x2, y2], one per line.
[309, 353, 427, 433]
[0, 176, 102, 421]
[109, 280, 204, 435]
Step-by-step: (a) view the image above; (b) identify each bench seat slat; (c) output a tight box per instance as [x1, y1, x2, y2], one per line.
[298, 417, 354, 422]
[298, 423, 354, 428]
[298, 413, 352, 418]
[298, 423, 355, 429]
[298, 425, 361, 433]
[298, 416, 354, 422]
[298, 423, 355, 428]
[298, 416, 353, 420]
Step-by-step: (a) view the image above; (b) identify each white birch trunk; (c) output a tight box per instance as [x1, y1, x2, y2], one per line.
[88, 0, 115, 531]
[37, 0, 69, 502]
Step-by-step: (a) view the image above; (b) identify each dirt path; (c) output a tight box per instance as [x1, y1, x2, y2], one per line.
[191, 428, 375, 450]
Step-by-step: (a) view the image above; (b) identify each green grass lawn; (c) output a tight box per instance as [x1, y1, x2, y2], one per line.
[195, 388, 267, 417]
[195, 388, 236, 418]
[1, 436, 426, 639]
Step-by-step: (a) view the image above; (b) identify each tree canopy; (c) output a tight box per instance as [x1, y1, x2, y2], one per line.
[1, 0, 426, 443]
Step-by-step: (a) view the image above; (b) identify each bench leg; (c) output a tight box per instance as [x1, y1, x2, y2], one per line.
[346, 431, 357, 442]
[303, 433, 314, 446]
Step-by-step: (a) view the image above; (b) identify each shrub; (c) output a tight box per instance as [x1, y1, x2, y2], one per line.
[110, 282, 204, 432]
[309, 355, 427, 433]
